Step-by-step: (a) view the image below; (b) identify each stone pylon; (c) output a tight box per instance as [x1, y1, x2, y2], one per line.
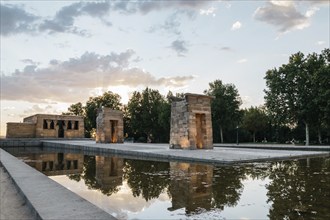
[170, 93, 213, 150]
[96, 107, 124, 143]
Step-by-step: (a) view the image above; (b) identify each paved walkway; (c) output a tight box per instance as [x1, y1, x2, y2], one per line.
[0, 165, 34, 220]
[43, 140, 330, 164]
[0, 149, 116, 220]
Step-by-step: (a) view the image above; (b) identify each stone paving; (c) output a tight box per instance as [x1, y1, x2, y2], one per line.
[0, 149, 116, 220]
[42, 140, 330, 164]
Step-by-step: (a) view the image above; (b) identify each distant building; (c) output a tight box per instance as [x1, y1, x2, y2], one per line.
[6, 114, 84, 138]
[170, 93, 213, 150]
[96, 107, 124, 143]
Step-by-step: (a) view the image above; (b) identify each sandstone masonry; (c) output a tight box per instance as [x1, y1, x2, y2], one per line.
[170, 93, 213, 150]
[6, 114, 84, 138]
[96, 107, 124, 143]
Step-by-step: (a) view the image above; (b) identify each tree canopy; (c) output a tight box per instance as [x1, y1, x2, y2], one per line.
[204, 80, 242, 143]
[264, 49, 330, 145]
[242, 106, 269, 143]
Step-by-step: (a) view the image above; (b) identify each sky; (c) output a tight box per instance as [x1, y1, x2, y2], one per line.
[1, 0, 329, 136]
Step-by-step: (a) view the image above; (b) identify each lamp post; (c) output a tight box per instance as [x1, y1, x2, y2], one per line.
[236, 125, 239, 145]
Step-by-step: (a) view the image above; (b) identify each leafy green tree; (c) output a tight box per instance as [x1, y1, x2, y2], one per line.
[309, 49, 330, 143]
[63, 102, 84, 116]
[264, 49, 329, 145]
[242, 106, 269, 142]
[127, 88, 169, 142]
[204, 80, 242, 143]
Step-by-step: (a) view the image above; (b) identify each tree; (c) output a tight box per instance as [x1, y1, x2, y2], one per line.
[242, 106, 269, 142]
[204, 80, 242, 143]
[264, 49, 329, 145]
[63, 102, 84, 116]
[127, 88, 169, 142]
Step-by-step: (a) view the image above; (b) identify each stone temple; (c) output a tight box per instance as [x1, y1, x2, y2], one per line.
[96, 107, 124, 143]
[170, 93, 213, 150]
[6, 114, 84, 138]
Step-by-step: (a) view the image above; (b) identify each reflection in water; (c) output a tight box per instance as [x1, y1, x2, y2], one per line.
[95, 156, 124, 196]
[11, 151, 84, 176]
[123, 159, 170, 201]
[168, 162, 213, 214]
[212, 164, 246, 210]
[266, 158, 330, 220]
[7, 147, 330, 219]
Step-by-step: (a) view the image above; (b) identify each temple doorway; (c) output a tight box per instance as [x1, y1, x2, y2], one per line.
[195, 114, 206, 149]
[58, 120, 64, 138]
[110, 120, 118, 143]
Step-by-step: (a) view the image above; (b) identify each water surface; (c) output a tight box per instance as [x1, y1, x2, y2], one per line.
[6, 147, 330, 219]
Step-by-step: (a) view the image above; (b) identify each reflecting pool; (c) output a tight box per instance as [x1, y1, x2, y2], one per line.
[5, 147, 330, 219]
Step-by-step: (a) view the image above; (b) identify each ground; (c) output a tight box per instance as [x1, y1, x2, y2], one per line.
[0, 165, 34, 220]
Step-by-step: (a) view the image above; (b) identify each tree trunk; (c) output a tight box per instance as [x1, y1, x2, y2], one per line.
[253, 131, 256, 143]
[220, 125, 224, 143]
[318, 128, 322, 144]
[305, 122, 310, 146]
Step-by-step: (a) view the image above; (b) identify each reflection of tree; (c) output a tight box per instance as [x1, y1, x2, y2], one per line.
[68, 173, 81, 182]
[123, 159, 170, 201]
[266, 158, 330, 219]
[211, 165, 246, 210]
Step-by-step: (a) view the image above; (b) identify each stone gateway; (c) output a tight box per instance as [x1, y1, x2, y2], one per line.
[96, 107, 124, 143]
[170, 93, 213, 150]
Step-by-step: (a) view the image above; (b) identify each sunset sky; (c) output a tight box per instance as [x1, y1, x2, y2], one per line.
[1, 0, 329, 136]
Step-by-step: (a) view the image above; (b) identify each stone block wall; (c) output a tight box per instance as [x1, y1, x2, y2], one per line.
[6, 123, 36, 138]
[96, 108, 124, 143]
[170, 93, 213, 150]
[33, 114, 84, 138]
[6, 114, 84, 138]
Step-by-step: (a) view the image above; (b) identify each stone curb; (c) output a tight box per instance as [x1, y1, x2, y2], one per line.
[42, 141, 330, 165]
[214, 144, 330, 151]
[0, 149, 116, 220]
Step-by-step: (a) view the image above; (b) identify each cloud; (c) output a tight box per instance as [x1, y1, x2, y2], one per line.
[254, 1, 317, 33]
[231, 21, 242, 31]
[220, 46, 233, 51]
[1, 1, 211, 36]
[302, 0, 329, 6]
[1, 50, 194, 103]
[39, 1, 111, 35]
[148, 12, 182, 35]
[170, 40, 188, 56]
[113, 1, 211, 15]
[200, 7, 216, 16]
[0, 4, 39, 36]
[237, 58, 248, 63]
[316, 41, 326, 45]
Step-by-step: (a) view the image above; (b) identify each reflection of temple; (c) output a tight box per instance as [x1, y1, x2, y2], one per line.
[168, 162, 213, 213]
[95, 156, 124, 192]
[24, 153, 83, 176]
